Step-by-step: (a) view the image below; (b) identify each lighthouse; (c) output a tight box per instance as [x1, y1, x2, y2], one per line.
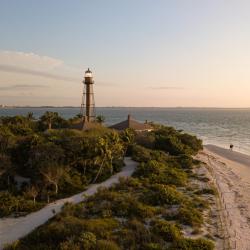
[80, 68, 96, 122]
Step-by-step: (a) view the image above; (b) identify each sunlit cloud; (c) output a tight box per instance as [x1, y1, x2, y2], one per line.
[0, 50, 81, 82]
[0, 50, 63, 70]
[0, 84, 48, 91]
[0, 64, 79, 82]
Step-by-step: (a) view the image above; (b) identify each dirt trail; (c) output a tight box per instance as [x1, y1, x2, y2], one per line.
[0, 157, 138, 249]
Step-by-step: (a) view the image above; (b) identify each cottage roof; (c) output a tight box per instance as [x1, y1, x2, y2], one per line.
[109, 115, 153, 131]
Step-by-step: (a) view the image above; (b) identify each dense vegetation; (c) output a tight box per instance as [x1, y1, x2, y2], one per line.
[0, 112, 127, 217]
[3, 119, 215, 250]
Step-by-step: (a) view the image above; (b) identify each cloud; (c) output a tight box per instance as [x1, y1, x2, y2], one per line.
[0, 64, 79, 82]
[0, 50, 63, 70]
[148, 86, 185, 90]
[0, 84, 48, 91]
[0, 50, 81, 82]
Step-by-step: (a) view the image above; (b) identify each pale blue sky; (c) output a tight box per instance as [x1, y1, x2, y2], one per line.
[1, 0, 250, 107]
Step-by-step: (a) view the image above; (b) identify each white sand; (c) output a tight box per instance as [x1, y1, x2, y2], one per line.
[197, 145, 250, 250]
[0, 157, 138, 249]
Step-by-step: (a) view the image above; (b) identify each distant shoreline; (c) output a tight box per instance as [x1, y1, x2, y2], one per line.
[1, 106, 250, 109]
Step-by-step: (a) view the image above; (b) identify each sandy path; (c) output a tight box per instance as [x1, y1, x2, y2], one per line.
[197, 145, 250, 250]
[0, 157, 138, 249]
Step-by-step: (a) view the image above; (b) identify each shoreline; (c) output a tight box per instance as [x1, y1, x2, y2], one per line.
[205, 144, 250, 167]
[204, 144, 250, 184]
[198, 144, 250, 250]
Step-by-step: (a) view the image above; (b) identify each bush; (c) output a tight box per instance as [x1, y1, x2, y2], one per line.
[124, 219, 151, 245]
[155, 134, 185, 155]
[96, 240, 121, 250]
[178, 133, 203, 154]
[143, 243, 163, 250]
[133, 160, 165, 178]
[145, 184, 184, 206]
[149, 167, 187, 186]
[0, 191, 19, 217]
[175, 155, 194, 169]
[195, 188, 217, 196]
[78, 232, 96, 249]
[177, 206, 203, 227]
[153, 126, 202, 156]
[134, 160, 187, 186]
[151, 219, 182, 242]
[131, 145, 153, 162]
[82, 218, 119, 239]
[169, 238, 214, 250]
[59, 240, 81, 250]
[135, 132, 155, 149]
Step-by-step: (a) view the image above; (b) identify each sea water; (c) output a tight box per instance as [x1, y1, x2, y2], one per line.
[1, 107, 250, 155]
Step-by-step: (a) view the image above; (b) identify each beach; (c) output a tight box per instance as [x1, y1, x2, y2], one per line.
[197, 145, 250, 250]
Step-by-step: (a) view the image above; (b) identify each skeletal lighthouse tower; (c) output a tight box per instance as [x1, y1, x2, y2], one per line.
[80, 68, 96, 122]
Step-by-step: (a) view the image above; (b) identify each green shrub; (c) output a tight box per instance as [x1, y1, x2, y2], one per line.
[155, 134, 185, 155]
[153, 126, 202, 156]
[175, 155, 194, 169]
[178, 133, 203, 154]
[135, 132, 155, 149]
[125, 219, 151, 245]
[78, 232, 96, 249]
[0, 191, 19, 217]
[169, 238, 214, 250]
[177, 206, 203, 227]
[151, 219, 182, 242]
[133, 160, 165, 178]
[82, 218, 119, 239]
[149, 167, 187, 186]
[134, 160, 187, 186]
[143, 243, 163, 250]
[59, 240, 81, 250]
[195, 188, 217, 196]
[192, 196, 210, 210]
[145, 184, 184, 206]
[96, 240, 121, 250]
[131, 145, 153, 162]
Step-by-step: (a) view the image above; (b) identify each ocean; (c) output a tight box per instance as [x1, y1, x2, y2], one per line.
[1, 107, 250, 155]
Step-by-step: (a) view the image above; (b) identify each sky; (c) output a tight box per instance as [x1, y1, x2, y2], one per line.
[1, 0, 250, 107]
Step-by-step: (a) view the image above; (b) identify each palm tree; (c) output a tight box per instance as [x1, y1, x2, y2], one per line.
[95, 115, 105, 124]
[92, 137, 108, 183]
[93, 133, 124, 182]
[40, 111, 58, 130]
[120, 128, 135, 155]
[26, 112, 34, 121]
[106, 132, 124, 174]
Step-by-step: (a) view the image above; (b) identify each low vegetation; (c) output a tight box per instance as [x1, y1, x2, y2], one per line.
[0, 113, 128, 217]
[3, 120, 214, 249]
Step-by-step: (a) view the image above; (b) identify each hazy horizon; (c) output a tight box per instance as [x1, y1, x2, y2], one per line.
[1, 1, 250, 107]
[2, 106, 250, 109]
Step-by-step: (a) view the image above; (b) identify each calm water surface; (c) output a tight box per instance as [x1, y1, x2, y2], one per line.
[1, 107, 250, 155]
